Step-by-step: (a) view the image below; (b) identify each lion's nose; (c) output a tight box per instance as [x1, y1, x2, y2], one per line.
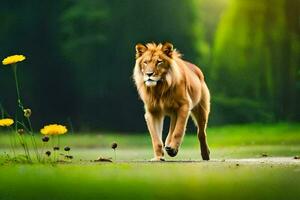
[146, 72, 154, 77]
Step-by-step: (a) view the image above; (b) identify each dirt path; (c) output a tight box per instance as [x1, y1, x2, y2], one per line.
[223, 157, 300, 165]
[124, 157, 300, 165]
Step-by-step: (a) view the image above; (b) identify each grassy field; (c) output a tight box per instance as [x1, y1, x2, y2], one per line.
[0, 123, 300, 200]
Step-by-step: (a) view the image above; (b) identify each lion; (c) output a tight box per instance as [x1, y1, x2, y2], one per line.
[133, 42, 210, 161]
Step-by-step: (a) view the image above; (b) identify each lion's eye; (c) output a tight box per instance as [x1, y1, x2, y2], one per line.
[157, 60, 163, 65]
[143, 61, 148, 65]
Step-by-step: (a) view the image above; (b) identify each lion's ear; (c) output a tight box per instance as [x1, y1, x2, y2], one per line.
[135, 43, 147, 58]
[162, 42, 174, 57]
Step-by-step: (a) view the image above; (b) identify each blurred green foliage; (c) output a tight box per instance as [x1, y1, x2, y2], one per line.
[212, 0, 300, 124]
[0, 0, 299, 131]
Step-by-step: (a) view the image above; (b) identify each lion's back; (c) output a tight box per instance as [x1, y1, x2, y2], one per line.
[183, 61, 204, 81]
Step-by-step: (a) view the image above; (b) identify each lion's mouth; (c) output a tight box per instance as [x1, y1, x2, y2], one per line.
[143, 75, 161, 87]
[145, 79, 158, 87]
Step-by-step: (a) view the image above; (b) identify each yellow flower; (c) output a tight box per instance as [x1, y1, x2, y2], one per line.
[2, 55, 26, 65]
[0, 118, 14, 127]
[40, 124, 68, 135]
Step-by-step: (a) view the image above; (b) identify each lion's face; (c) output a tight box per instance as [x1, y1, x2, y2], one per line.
[135, 43, 174, 87]
[140, 55, 169, 87]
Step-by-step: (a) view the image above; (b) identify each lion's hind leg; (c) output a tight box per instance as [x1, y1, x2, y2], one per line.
[191, 95, 210, 160]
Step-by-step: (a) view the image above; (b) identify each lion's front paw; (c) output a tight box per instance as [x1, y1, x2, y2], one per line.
[150, 157, 165, 162]
[165, 146, 178, 157]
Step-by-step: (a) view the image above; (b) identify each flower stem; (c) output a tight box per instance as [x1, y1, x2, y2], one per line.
[17, 133, 31, 162]
[57, 136, 60, 162]
[27, 117, 40, 162]
[41, 142, 45, 163]
[12, 64, 22, 108]
[12, 64, 41, 162]
[9, 133, 16, 157]
[51, 135, 55, 162]
[8, 127, 17, 158]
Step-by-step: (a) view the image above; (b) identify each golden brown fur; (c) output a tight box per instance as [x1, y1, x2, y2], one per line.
[133, 42, 210, 161]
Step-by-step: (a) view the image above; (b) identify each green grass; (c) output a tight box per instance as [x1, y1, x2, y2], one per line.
[0, 123, 300, 200]
[1, 163, 300, 200]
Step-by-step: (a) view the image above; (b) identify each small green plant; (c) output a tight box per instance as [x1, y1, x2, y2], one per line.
[41, 124, 68, 162]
